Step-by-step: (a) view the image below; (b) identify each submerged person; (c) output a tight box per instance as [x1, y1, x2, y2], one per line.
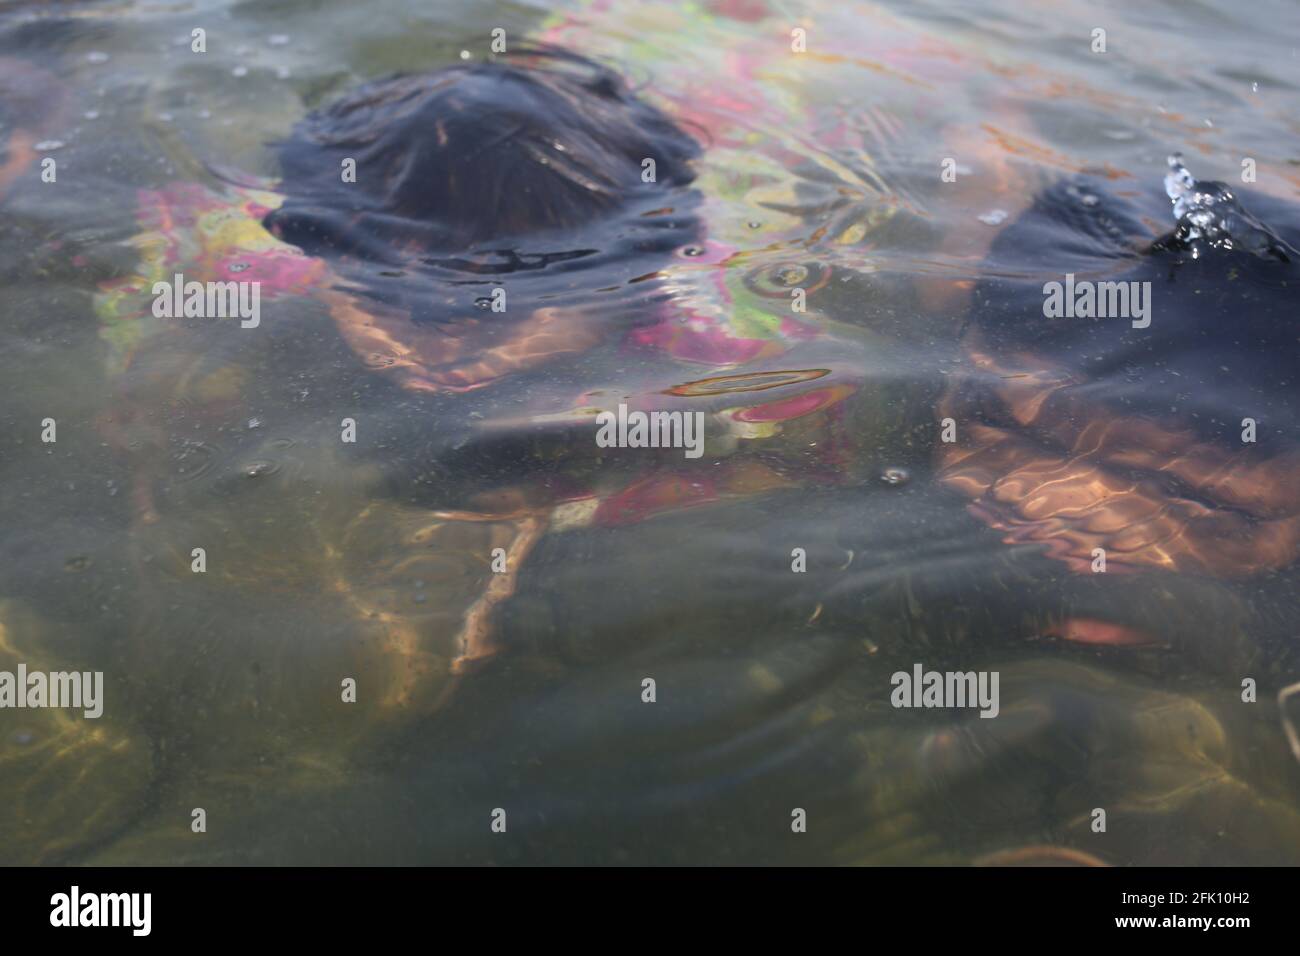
[91, 43, 888, 796]
[937, 155, 1300, 583]
[61, 50, 725, 864]
[93, 50, 703, 697]
[96, 46, 894, 680]
[74, 47, 927, 865]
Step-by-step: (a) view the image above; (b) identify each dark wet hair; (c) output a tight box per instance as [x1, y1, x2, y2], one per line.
[263, 47, 702, 262]
[970, 174, 1300, 448]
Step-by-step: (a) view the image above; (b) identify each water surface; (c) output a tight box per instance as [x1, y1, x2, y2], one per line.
[1, 0, 1299, 865]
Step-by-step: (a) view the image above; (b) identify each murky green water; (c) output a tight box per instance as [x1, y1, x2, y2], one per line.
[1, 0, 1299, 865]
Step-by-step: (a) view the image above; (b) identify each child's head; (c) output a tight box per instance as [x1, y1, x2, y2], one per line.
[264, 47, 702, 258]
[264, 48, 704, 394]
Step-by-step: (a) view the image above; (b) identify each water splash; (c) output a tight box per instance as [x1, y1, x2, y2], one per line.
[1162, 154, 1295, 261]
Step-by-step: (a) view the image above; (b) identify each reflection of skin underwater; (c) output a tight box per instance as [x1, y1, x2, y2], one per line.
[26, 12, 1297, 861]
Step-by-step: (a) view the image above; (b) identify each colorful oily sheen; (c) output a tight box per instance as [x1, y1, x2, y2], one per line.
[96, 183, 324, 373]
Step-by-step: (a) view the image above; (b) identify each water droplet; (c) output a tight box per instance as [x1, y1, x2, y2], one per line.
[34, 140, 65, 151]
[269, 34, 291, 47]
[242, 460, 279, 478]
[247, 417, 262, 429]
[474, 296, 494, 310]
[459, 50, 472, 60]
[64, 555, 92, 572]
[978, 209, 1008, 226]
[232, 65, 248, 78]
[83, 110, 100, 120]
[880, 467, 911, 487]
[681, 245, 705, 257]
[86, 51, 110, 64]
[747, 221, 763, 229]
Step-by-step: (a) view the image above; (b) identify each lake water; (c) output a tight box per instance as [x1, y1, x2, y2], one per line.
[1, 0, 1299, 865]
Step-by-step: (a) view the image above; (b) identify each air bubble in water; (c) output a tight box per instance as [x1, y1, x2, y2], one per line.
[880, 467, 911, 487]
